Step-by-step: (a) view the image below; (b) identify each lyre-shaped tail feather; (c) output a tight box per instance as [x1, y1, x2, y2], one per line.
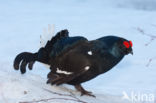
[13, 52, 37, 74]
[13, 26, 69, 74]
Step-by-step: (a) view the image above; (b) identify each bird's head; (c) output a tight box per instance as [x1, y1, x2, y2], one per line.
[116, 38, 133, 55]
[97, 36, 133, 57]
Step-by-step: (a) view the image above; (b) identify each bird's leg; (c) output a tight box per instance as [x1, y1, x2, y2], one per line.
[74, 84, 95, 97]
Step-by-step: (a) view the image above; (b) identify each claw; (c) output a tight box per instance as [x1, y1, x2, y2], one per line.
[81, 91, 96, 97]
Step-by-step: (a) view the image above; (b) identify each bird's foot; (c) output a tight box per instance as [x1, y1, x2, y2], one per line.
[80, 90, 95, 97]
[75, 84, 96, 97]
[47, 72, 59, 84]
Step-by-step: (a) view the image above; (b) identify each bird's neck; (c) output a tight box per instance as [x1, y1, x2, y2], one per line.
[109, 45, 124, 58]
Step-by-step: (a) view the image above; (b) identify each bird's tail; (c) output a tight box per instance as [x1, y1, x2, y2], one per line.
[13, 52, 38, 74]
[13, 28, 69, 74]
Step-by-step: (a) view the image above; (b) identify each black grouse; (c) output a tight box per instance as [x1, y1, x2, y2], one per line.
[14, 29, 133, 97]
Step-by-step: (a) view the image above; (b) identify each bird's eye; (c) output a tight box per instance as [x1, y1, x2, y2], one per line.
[123, 41, 130, 48]
[129, 41, 133, 47]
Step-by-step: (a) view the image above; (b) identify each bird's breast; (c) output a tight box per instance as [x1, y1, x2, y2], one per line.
[88, 50, 123, 74]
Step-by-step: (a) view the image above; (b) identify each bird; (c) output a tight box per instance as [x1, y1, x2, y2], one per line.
[13, 29, 133, 97]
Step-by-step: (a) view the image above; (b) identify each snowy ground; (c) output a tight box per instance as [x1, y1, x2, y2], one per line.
[0, 0, 156, 103]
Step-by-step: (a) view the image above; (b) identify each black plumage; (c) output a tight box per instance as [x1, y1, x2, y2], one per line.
[14, 29, 133, 97]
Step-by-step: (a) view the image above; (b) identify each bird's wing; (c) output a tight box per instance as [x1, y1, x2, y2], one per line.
[44, 29, 69, 54]
[49, 36, 88, 58]
[47, 40, 92, 85]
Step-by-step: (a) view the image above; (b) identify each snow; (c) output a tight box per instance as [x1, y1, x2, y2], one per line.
[0, 0, 156, 103]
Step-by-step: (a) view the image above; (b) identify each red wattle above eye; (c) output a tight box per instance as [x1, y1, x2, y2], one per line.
[123, 41, 130, 48]
[129, 41, 133, 47]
